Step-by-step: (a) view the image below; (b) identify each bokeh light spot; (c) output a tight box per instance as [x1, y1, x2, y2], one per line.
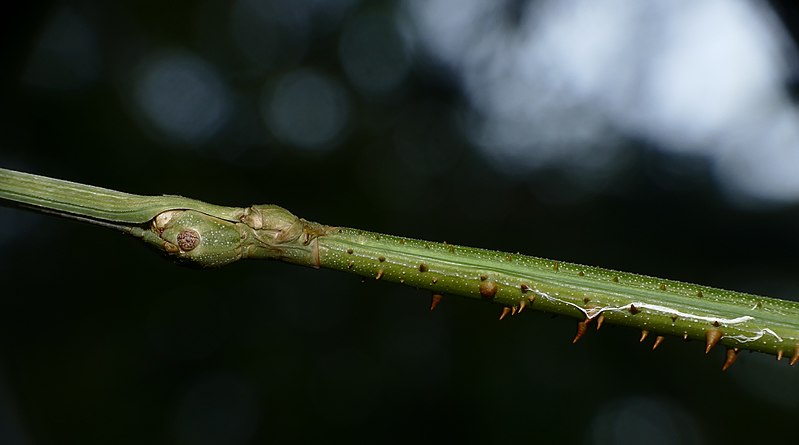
[133, 52, 231, 146]
[339, 11, 410, 97]
[22, 8, 100, 90]
[588, 396, 703, 445]
[229, 0, 308, 70]
[262, 69, 351, 151]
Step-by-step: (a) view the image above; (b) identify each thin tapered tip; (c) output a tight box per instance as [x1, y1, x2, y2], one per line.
[777, 350, 783, 361]
[639, 330, 649, 343]
[791, 345, 799, 366]
[430, 294, 442, 311]
[652, 335, 665, 350]
[596, 314, 605, 331]
[722, 348, 739, 371]
[499, 306, 511, 320]
[573, 320, 589, 344]
[518, 300, 526, 313]
[706, 329, 722, 354]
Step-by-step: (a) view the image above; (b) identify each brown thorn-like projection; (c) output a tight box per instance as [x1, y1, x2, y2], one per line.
[791, 345, 799, 366]
[777, 350, 784, 361]
[596, 313, 605, 330]
[511, 306, 517, 316]
[722, 348, 739, 371]
[652, 335, 665, 350]
[518, 300, 527, 313]
[705, 329, 722, 354]
[639, 330, 649, 343]
[375, 269, 384, 280]
[499, 306, 511, 320]
[573, 319, 590, 344]
[430, 294, 442, 311]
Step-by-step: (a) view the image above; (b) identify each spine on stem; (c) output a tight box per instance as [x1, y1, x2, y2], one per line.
[315, 227, 799, 366]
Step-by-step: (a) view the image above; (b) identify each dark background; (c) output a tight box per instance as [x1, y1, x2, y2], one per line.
[2, 1, 799, 444]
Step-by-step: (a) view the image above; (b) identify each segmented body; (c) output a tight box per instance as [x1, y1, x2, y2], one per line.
[3, 166, 798, 367]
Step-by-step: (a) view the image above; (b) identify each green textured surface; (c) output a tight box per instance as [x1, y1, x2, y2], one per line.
[0, 167, 243, 223]
[4, 164, 797, 359]
[319, 228, 799, 357]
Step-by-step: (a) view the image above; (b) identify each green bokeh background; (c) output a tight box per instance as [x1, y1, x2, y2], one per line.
[2, 1, 799, 444]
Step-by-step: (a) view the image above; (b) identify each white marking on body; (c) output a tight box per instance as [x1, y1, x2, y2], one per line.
[530, 290, 754, 325]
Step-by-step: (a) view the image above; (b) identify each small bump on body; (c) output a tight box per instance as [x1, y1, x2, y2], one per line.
[177, 229, 201, 251]
[479, 281, 498, 299]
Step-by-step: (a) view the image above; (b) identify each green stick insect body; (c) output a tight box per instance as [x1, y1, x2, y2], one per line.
[2, 167, 798, 370]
